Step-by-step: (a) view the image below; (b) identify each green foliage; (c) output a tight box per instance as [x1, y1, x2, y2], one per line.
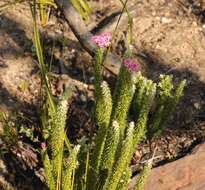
[87, 80, 113, 189]
[73, 139, 90, 190]
[150, 75, 186, 138]
[111, 65, 137, 138]
[1, 0, 185, 189]
[32, 7, 78, 190]
[42, 151, 55, 190]
[116, 167, 132, 190]
[134, 161, 152, 190]
[31, 19, 186, 189]
[102, 122, 134, 190]
[62, 145, 81, 190]
[38, 0, 57, 26]
[132, 74, 147, 119]
[31, 2, 56, 117]
[71, 0, 92, 20]
[85, 47, 185, 190]
[101, 121, 120, 173]
[19, 80, 29, 92]
[30, 1, 186, 189]
[0, 0, 91, 25]
[92, 81, 112, 169]
[19, 125, 35, 141]
[38, 0, 92, 26]
[39, 44, 184, 190]
[132, 77, 156, 154]
[50, 89, 73, 181]
[94, 48, 104, 99]
[0, 112, 18, 146]
[95, 81, 112, 130]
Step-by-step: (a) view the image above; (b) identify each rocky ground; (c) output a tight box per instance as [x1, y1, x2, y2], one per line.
[0, 0, 205, 189]
[129, 143, 205, 190]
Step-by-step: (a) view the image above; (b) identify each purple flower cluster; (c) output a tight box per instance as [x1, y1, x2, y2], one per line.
[91, 32, 112, 48]
[41, 142, 46, 150]
[123, 58, 139, 72]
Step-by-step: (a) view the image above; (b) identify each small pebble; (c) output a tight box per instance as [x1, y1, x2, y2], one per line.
[161, 17, 172, 24]
[194, 102, 200, 109]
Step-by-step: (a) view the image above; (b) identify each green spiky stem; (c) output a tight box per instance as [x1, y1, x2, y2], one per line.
[62, 145, 80, 190]
[88, 47, 109, 189]
[151, 76, 186, 138]
[132, 74, 147, 121]
[103, 123, 134, 190]
[111, 66, 137, 138]
[132, 80, 156, 156]
[134, 161, 152, 190]
[42, 151, 55, 190]
[88, 81, 112, 189]
[50, 89, 73, 179]
[95, 81, 112, 132]
[116, 167, 132, 190]
[94, 48, 104, 100]
[101, 121, 120, 172]
[151, 75, 173, 137]
[94, 83, 113, 161]
[98, 121, 120, 188]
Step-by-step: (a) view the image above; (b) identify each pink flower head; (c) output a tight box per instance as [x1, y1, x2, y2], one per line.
[41, 142, 46, 151]
[91, 33, 112, 48]
[123, 58, 139, 72]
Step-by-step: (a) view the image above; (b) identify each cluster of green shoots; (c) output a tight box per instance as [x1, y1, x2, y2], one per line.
[35, 27, 186, 190]
[29, 1, 186, 190]
[0, 1, 186, 190]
